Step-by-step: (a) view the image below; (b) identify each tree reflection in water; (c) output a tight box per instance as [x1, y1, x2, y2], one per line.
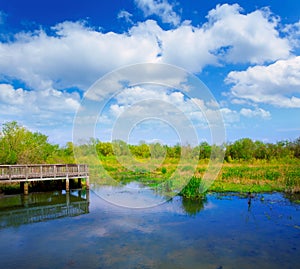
[181, 196, 207, 216]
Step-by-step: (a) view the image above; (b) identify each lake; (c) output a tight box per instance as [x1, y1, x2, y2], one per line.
[0, 187, 300, 269]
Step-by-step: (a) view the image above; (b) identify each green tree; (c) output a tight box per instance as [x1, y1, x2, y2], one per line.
[199, 142, 212, 159]
[96, 141, 113, 157]
[130, 142, 150, 158]
[149, 142, 166, 158]
[112, 140, 130, 156]
[0, 121, 56, 164]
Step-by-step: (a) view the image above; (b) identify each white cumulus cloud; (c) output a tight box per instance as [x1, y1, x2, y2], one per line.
[283, 20, 300, 48]
[204, 4, 291, 64]
[0, 21, 160, 91]
[0, 3, 298, 143]
[240, 107, 271, 119]
[0, 84, 80, 125]
[135, 0, 181, 26]
[0, 4, 294, 91]
[226, 56, 300, 108]
[117, 10, 134, 24]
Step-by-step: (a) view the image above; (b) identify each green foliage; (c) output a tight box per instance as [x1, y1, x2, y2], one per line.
[211, 163, 300, 193]
[150, 143, 166, 158]
[78, 136, 300, 163]
[0, 121, 56, 164]
[96, 141, 113, 157]
[264, 170, 280, 181]
[290, 137, 300, 158]
[221, 166, 282, 182]
[180, 177, 206, 199]
[0, 121, 76, 164]
[166, 143, 181, 158]
[129, 142, 151, 158]
[285, 167, 300, 192]
[1, 121, 300, 198]
[225, 137, 299, 161]
[226, 138, 255, 160]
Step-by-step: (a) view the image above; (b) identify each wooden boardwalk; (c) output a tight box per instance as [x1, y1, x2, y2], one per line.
[0, 164, 89, 194]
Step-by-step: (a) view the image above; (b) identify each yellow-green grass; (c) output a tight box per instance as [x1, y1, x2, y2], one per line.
[95, 157, 300, 194]
[2, 157, 300, 196]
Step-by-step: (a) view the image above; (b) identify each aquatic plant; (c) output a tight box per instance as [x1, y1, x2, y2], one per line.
[180, 177, 206, 199]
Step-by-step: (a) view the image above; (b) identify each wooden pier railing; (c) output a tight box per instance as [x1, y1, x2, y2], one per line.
[0, 164, 89, 194]
[0, 164, 88, 182]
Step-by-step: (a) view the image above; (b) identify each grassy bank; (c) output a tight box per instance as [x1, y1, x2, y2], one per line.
[210, 163, 300, 193]
[88, 156, 300, 198]
[1, 157, 300, 197]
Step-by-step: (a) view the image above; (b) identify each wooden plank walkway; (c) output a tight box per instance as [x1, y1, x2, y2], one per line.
[0, 164, 88, 182]
[0, 164, 89, 194]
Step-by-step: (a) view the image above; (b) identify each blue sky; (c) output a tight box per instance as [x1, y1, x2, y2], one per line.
[0, 0, 299, 145]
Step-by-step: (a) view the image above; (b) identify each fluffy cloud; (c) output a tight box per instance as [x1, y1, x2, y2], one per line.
[0, 21, 160, 91]
[205, 4, 290, 64]
[104, 86, 269, 129]
[0, 3, 297, 143]
[100, 86, 210, 131]
[117, 10, 134, 24]
[156, 23, 217, 72]
[220, 107, 240, 123]
[240, 107, 271, 119]
[0, 84, 80, 124]
[283, 20, 300, 48]
[226, 56, 300, 108]
[0, 3, 293, 92]
[135, 0, 180, 26]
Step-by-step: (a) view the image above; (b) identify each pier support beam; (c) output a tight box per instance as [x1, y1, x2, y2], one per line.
[24, 182, 29, 195]
[78, 178, 82, 188]
[86, 176, 90, 190]
[66, 177, 70, 192]
[21, 182, 29, 195]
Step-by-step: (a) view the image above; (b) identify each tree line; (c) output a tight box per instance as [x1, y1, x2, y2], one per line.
[0, 121, 74, 164]
[0, 121, 300, 165]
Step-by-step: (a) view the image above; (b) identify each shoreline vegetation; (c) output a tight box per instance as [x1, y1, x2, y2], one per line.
[0, 121, 300, 198]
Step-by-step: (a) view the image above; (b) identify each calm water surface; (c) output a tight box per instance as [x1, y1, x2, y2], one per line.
[0, 188, 300, 269]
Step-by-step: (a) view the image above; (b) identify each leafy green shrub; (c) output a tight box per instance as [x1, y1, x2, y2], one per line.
[180, 177, 206, 199]
[161, 167, 167, 174]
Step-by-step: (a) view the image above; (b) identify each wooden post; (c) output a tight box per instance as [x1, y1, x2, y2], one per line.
[66, 176, 70, 192]
[24, 182, 29, 195]
[9, 166, 12, 181]
[54, 165, 57, 178]
[78, 178, 82, 188]
[85, 176, 90, 190]
[25, 165, 28, 180]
